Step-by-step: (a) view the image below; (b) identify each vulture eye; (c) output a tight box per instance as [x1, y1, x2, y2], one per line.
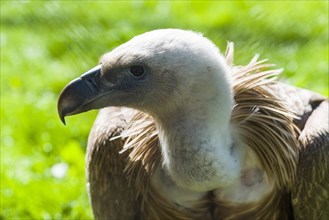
[129, 65, 145, 77]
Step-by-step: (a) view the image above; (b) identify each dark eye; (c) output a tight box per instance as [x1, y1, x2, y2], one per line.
[129, 65, 145, 77]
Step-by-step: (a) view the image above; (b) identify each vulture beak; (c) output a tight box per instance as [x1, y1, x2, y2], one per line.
[58, 65, 105, 125]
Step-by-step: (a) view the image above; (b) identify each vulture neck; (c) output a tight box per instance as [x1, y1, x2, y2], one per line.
[154, 75, 243, 192]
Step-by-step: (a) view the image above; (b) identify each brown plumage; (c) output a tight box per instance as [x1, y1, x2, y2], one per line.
[58, 29, 329, 219]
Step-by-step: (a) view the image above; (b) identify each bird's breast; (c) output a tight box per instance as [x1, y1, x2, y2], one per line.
[150, 166, 213, 219]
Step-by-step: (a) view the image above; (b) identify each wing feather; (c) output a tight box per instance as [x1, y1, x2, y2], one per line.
[86, 107, 140, 220]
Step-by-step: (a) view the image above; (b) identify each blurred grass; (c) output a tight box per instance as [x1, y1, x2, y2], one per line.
[1, 1, 328, 219]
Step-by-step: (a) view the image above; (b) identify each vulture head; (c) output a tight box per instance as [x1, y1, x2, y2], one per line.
[58, 29, 232, 122]
[59, 29, 239, 191]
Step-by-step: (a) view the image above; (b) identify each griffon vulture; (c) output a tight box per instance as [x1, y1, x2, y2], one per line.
[57, 29, 329, 220]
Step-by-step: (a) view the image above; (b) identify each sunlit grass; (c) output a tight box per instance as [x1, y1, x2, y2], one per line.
[1, 1, 328, 219]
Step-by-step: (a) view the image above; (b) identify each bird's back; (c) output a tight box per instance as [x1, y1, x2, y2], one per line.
[273, 84, 329, 220]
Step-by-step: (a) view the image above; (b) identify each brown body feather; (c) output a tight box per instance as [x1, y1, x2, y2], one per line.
[86, 44, 329, 219]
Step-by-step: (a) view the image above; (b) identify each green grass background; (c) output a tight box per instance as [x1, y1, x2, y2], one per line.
[1, 1, 328, 219]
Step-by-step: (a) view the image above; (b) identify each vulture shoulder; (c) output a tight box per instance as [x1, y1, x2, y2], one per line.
[284, 87, 329, 220]
[86, 107, 140, 219]
[270, 83, 329, 219]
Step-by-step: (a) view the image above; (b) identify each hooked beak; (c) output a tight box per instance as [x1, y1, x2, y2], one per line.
[57, 65, 106, 124]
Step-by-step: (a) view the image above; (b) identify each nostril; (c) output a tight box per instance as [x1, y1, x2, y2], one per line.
[88, 78, 97, 89]
[79, 65, 102, 94]
[84, 78, 98, 94]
